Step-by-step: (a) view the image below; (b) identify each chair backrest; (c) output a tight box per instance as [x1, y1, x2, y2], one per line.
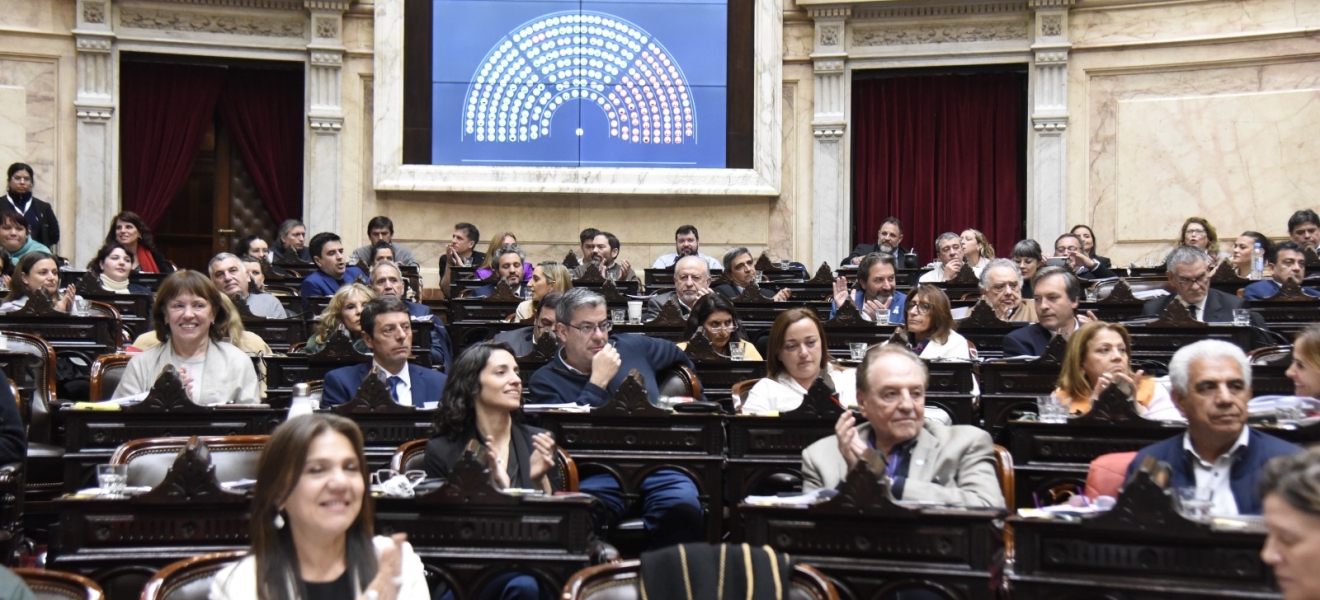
[86, 301, 125, 348]
[991, 443, 1015, 512]
[730, 378, 759, 405]
[657, 364, 702, 399]
[140, 550, 246, 600]
[1249, 345, 1292, 366]
[391, 438, 579, 491]
[89, 353, 132, 401]
[14, 567, 105, 600]
[0, 330, 58, 443]
[1085, 451, 1138, 500]
[110, 436, 268, 489]
[562, 557, 838, 600]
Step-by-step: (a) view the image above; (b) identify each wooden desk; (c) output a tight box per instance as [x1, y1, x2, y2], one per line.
[241, 317, 307, 354]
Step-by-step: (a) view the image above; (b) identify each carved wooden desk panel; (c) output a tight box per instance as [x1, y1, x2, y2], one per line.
[1126, 324, 1253, 357]
[0, 315, 119, 364]
[240, 317, 307, 353]
[1007, 419, 1182, 508]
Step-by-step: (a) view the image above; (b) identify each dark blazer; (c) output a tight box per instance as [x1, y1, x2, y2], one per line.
[1127, 429, 1300, 515]
[713, 282, 776, 300]
[406, 300, 453, 373]
[7, 195, 59, 248]
[643, 291, 691, 321]
[843, 244, 916, 267]
[1142, 289, 1270, 347]
[471, 282, 528, 299]
[438, 250, 487, 283]
[423, 424, 561, 490]
[321, 362, 447, 408]
[492, 326, 535, 357]
[1003, 323, 1053, 357]
[1076, 261, 1118, 280]
[271, 245, 311, 263]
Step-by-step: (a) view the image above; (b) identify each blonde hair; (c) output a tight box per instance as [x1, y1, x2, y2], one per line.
[479, 232, 518, 269]
[961, 229, 996, 260]
[1056, 321, 1132, 401]
[1293, 324, 1320, 372]
[311, 283, 377, 344]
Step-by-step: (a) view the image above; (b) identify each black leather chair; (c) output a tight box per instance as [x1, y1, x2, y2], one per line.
[562, 556, 839, 600]
[109, 436, 268, 488]
[140, 550, 245, 600]
[14, 566, 105, 600]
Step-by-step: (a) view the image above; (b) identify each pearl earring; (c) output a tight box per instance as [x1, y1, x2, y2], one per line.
[273, 512, 285, 529]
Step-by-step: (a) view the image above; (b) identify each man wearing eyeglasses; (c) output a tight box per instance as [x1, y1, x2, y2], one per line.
[321, 296, 447, 408]
[1144, 246, 1266, 328]
[800, 344, 1005, 507]
[644, 255, 713, 321]
[528, 287, 705, 547]
[493, 291, 563, 357]
[715, 247, 791, 301]
[1054, 234, 1116, 280]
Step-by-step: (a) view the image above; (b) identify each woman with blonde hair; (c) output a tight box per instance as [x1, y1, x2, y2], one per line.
[1286, 324, 1320, 400]
[514, 261, 571, 321]
[475, 231, 532, 282]
[304, 283, 377, 354]
[1052, 321, 1178, 419]
[960, 229, 994, 276]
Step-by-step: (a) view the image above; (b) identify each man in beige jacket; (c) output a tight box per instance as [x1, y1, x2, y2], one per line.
[801, 344, 1005, 507]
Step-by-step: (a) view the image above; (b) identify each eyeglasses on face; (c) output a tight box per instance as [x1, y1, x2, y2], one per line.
[705, 323, 738, 333]
[567, 320, 613, 335]
[1174, 273, 1209, 287]
[908, 302, 934, 315]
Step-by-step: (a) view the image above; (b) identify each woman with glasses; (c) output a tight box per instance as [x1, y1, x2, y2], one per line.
[676, 294, 762, 360]
[903, 284, 972, 360]
[1052, 321, 1178, 419]
[742, 308, 856, 415]
[1175, 217, 1229, 262]
[514, 261, 571, 321]
[4, 163, 59, 249]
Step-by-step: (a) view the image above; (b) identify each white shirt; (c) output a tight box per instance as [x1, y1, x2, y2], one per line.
[741, 366, 857, 415]
[1179, 297, 1208, 322]
[917, 261, 986, 283]
[374, 360, 412, 407]
[651, 252, 722, 271]
[1182, 426, 1250, 516]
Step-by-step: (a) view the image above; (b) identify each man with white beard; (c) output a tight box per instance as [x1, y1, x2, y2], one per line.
[644, 255, 711, 321]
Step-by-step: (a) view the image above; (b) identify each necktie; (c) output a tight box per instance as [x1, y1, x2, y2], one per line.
[1188, 304, 1199, 321]
[386, 375, 403, 403]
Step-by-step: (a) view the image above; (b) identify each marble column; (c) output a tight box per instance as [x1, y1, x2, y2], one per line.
[809, 8, 850, 268]
[73, 0, 118, 265]
[305, 2, 349, 237]
[1027, 1, 1074, 242]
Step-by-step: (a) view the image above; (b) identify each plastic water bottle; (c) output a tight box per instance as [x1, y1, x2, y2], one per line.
[288, 382, 314, 420]
[1251, 243, 1265, 280]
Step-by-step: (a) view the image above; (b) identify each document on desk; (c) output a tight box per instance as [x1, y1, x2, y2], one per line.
[744, 488, 835, 507]
[522, 403, 592, 413]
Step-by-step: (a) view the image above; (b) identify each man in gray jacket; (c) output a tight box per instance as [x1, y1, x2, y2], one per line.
[801, 344, 1004, 507]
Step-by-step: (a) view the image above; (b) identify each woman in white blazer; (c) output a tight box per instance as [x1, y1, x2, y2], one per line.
[210, 414, 429, 600]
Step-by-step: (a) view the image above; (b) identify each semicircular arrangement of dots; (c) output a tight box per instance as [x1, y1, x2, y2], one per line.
[462, 11, 697, 146]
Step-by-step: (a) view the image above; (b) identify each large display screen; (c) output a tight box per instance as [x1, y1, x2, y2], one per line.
[431, 0, 728, 168]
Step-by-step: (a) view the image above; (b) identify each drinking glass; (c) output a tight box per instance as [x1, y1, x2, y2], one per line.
[1277, 396, 1304, 428]
[849, 343, 868, 361]
[1175, 487, 1213, 521]
[611, 309, 625, 325]
[1232, 309, 1251, 327]
[1036, 395, 1069, 424]
[729, 344, 746, 361]
[97, 464, 128, 497]
[876, 310, 890, 326]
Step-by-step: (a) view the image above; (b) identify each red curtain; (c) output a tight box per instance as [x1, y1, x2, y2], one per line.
[219, 68, 305, 226]
[120, 62, 226, 228]
[851, 72, 1025, 262]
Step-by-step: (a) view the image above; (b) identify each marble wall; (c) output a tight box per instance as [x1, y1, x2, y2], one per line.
[1068, 0, 1320, 265]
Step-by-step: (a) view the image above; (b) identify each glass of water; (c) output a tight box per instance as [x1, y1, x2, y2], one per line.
[876, 310, 890, 326]
[1085, 288, 1099, 303]
[97, 464, 128, 498]
[73, 298, 91, 316]
[1175, 487, 1213, 521]
[849, 343, 868, 361]
[1036, 395, 1069, 424]
[729, 343, 746, 361]
[1232, 309, 1251, 327]
[611, 308, 625, 325]
[1277, 396, 1304, 428]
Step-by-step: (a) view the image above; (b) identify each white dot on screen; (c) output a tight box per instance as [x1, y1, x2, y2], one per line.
[576, 128, 584, 136]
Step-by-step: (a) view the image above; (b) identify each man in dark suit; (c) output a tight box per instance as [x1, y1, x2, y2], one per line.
[1244, 241, 1320, 301]
[842, 217, 917, 267]
[471, 245, 530, 298]
[1055, 233, 1117, 280]
[1142, 246, 1268, 344]
[1288, 209, 1320, 252]
[644, 255, 711, 321]
[369, 260, 453, 373]
[1128, 340, 1300, 516]
[494, 291, 562, 356]
[1003, 267, 1087, 357]
[322, 295, 447, 408]
[713, 247, 791, 301]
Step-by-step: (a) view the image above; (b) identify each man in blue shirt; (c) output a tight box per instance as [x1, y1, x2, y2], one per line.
[300, 232, 365, 313]
[1244, 241, 1320, 301]
[830, 253, 906, 324]
[528, 288, 704, 547]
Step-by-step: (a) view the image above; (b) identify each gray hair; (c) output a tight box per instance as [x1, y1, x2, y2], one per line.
[857, 343, 928, 395]
[207, 252, 241, 275]
[1168, 339, 1251, 397]
[1165, 245, 1211, 272]
[722, 247, 752, 273]
[934, 232, 960, 255]
[370, 259, 402, 281]
[493, 244, 526, 264]
[1033, 265, 1082, 302]
[555, 287, 606, 325]
[675, 254, 710, 277]
[276, 219, 304, 241]
[979, 258, 1022, 290]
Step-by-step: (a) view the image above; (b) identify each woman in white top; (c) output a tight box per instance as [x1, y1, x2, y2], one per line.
[113, 271, 260, 405]
[904, 284, 972, 361]
[514, 261, 571, 322]
[0, 251, 76, 315]
[742, 308, 855, 415]
[210, 414, 429, 600]
[960, 229, 994, 278]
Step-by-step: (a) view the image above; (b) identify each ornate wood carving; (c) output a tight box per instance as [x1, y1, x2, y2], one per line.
[754, 253, 777, 272]
[947, 262, 979, 286]
[136, 437, 247, 505]
[75, 271, 103, 296]
[232, 296, 257, 319]
[417, 440, 518, 505]
[825, 297, 865, 327]
[1267, 278, 1314, 302]
[1304, 246, 1320, 268]
[1100, 279, 1140, 304]
[1088, 462, 1201, 535]
[125, 364, 208, 413]
[1210, 261, 1248, 283]
[683, 330, 728, 362]
[331, 366, 415, 414]
[648, 300, 688, 327]
[309, 329, 368, 360]
[1151, 299, 1206, 328]
[811, 457, 916, 517]
[1071, 380, 1155, 426]
[806, 263, 834, 285]
[595, 370, 670, 416]
[522, 331, 559, 361]
[12, 290, 64, 317]
[961, 299, 1011, 328]
[734, 282, 771, 303]
[485, 279, 523, 302]
[781, 378, 845, 421]
[600, 279, 629, 303]
[562, 252, 580, 269]
[885, 328, 910, 347]
[1037, 334, 1067, 364]
[575, 262, 606, 284]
